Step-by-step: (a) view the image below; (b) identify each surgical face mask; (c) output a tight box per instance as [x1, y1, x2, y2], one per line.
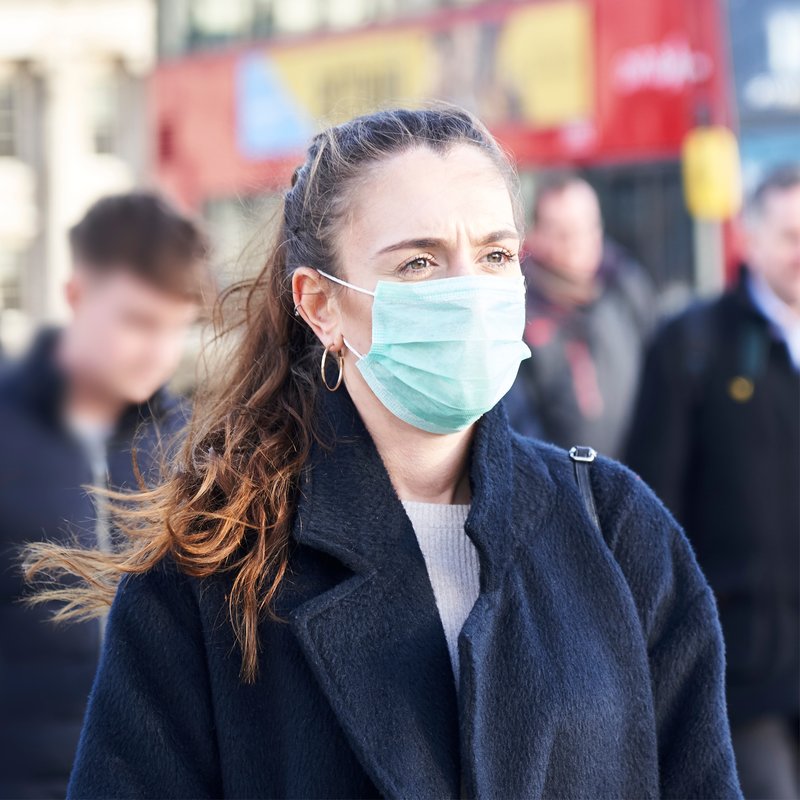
[317, 269, 531, 434]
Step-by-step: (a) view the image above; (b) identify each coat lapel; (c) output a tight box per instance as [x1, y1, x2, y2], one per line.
[287, 387, 528, 799]
[453, 397, 559, 798]
[287, 387, 462, 799]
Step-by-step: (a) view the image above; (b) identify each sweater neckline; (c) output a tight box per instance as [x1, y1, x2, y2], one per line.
[400, 500, 471, 508]
[401, 500, 471, 527]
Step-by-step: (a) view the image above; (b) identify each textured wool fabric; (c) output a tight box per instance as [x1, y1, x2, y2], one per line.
[67, 386, 743, 800]
[401, 501, 479, 690]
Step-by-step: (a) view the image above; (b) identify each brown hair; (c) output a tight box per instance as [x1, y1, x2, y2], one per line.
[23, 105, 523, 682]
[530, 172, 597, 226]
[69, 190, 214, 303]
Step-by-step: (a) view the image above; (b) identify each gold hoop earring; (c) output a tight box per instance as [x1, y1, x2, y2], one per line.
[320, 346, 344, 392]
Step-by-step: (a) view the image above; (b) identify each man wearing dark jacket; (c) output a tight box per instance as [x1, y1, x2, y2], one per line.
[626, 165, 800, 800]
[0, 192, 212, 799]
[504, 174, 656, 458]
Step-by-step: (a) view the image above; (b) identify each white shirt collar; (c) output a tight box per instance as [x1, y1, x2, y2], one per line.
[747, 270, 800, 370]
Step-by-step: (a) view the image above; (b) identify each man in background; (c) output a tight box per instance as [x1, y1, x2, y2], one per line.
[504, 174, 656, 457]
[0, 191, 213, 799]
[625, 165, 800, 800]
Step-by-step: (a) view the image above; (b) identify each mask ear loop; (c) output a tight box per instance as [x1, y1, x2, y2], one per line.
[342, 338, 364, 360]
[316, 269, 376, 297]
[316, 269, 372, 360]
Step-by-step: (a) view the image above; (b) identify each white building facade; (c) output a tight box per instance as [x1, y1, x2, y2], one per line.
[0, 0, 155, 352]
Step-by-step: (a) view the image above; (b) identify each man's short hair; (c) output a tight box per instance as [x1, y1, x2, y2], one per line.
[69, 191, 213, 303]
[746, 163, 800, 222]
[530, 172, 598, 226]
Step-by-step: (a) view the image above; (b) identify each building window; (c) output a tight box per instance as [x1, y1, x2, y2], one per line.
[158, 0, 491, 57]
[0, 76, 16, 158]
[271, 0, 325, 35]
[91, 72, 120, 155]
[189, 0, 256, 48]
[766, 6, 800, 75]
[730, 0, 800, 124]
[0, 249, 23, 310]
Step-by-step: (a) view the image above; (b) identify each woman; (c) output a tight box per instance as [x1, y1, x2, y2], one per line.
[25, 107, 742, 799]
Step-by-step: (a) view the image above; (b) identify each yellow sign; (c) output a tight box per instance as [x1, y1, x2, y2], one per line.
[682, 126, 743, 220]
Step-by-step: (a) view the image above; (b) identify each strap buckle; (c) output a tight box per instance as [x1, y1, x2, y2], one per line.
[569, 445, 597, 463]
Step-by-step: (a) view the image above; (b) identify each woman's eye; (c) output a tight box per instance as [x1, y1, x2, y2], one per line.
[399, 255, 434, 275]
[485, 249, 516, 265]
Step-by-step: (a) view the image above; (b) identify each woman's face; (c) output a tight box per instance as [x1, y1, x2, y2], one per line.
[332, 143, 523, 360]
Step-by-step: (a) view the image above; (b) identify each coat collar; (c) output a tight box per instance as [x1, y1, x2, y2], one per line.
[291, 383, 520, 584]
[729, 263, 788, 329]
[286, 386, 527, 798]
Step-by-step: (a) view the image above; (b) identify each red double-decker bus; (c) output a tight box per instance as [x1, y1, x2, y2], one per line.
[151, 0, 800, 299]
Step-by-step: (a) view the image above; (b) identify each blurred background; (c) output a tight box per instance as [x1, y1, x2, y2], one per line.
[1, 0, 798, 358]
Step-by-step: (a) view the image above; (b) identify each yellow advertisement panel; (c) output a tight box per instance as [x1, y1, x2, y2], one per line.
[237, 1, 593, 157]
[497, 2, 593, 127]
[272, 31, 434, 125]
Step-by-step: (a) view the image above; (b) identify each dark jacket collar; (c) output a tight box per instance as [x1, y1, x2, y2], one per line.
[285, 386, 548, 798]
[731, 263, 772, 325]
[291, 383, 519, 583]
[9, 326, 175, 441]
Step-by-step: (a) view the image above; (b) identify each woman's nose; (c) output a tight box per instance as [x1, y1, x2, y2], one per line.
[447, 253, 477, 278]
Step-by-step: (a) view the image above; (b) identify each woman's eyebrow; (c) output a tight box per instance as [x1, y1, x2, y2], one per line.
[376, 229, 520, 255]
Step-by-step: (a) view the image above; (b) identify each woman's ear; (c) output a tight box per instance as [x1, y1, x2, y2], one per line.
[292, 267, 343, 350]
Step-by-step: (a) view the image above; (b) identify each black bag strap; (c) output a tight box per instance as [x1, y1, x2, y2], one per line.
[569, 446, 600, 531]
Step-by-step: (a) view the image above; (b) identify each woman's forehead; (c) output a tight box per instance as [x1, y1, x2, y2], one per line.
[342, 145, 518, 253]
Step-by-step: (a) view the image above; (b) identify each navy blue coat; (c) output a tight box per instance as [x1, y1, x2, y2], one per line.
[0, 329, 186, 799]
[68, 386, 742, 799]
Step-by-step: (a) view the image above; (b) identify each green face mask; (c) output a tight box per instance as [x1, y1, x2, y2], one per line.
[318, 270, 531, 434]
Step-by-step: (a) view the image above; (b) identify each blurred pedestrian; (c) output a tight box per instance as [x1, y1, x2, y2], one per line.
[24, 107, 740, 799]
[504, 174, 656, 457]
[0, 191, 212, 799]
[626, 164, 800, 800]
